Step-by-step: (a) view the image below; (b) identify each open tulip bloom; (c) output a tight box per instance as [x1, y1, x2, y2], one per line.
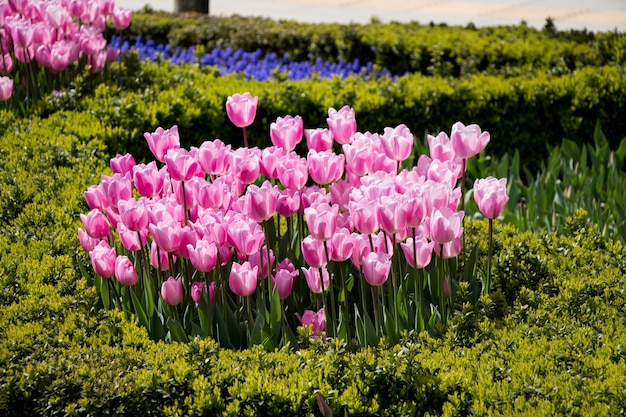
[80, 94, 505, 348]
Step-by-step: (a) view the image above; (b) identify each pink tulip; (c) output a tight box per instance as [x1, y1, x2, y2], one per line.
[226, 217, 265, 257]
[272, 259, 298, 299]
[132, 162, 165, 198]
[110, 153, 136, 175]
[349, 201, 379, 235]
[450, 122, 490, 159]
[226, 92, 258, 128]
[304, 128, 334, 152]
[304, 202, 338, 242]
[229, 261, 258, 297]
[78, 228, 99, 253]
[328, 180, 352, 211]
[112, 7, 132, 29]
[161, 276, 183, 306]
[361, 251, 391, 286]
[89, 241, 116, 278]
[400, 237, 435, 268]
[149, 220, 182, 253]
[191, 281, 215, 304]
[248, 246, 275, 279]
[232, 147, 260, 185]
[174, 226, 198, 259]
[434, 231, 463, 259]
[115, 255, 138, 286]
[48, 40, 73, 72]
[329, 228, 355, 262]
[427, 131, 461, 163]
[350, 233, 372, 268]
[151, 241, 174, 271]
[278, 155, 308, 190]
[197, 139, 232, 176]
[301, 266, 330, 293]
[117, 223, 142, 251]
[276, 189, 301, 217]
[301, 235, 327, 268]
[144, 125, 180, 162]
[0, 54, 13, 74]
[300, 186, 330, 211]
[246, 180, 278, 223]
[80, 209, 110, 239]
[296, 308, 325, 335]
[118, 199, 148, 231]
[165, 148, 200, 182]
[380, 124, 413, 162]
[307, 149, 344, 185]
[429, 207, 464, 245]
[473, 177, 509, 219]
[270, 115, 303, 151]
[103, 173, 133, 211]
[260, 146, 285, 179]
[342, 140, 373, 177]
[0, 76, 13, 101]
[327, 105, 356, 144]
[378, 195, 409, 235]
[187, 237, 217, 272]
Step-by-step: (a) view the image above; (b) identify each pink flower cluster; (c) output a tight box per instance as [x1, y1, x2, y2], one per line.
[80, 92, 501, 337]
[0, 0, 131, 99]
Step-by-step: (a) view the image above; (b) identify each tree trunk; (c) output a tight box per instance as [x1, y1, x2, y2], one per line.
[174, 0, 209, 13]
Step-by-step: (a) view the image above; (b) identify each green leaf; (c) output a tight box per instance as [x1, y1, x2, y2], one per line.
[166, 317, 189, 343]
[130, 286, 150, 332]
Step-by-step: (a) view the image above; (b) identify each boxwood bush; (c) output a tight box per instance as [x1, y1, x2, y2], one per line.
[107, 11, 626, 77]
[35, 58, 626, 173]
[1, 106, 625, 415]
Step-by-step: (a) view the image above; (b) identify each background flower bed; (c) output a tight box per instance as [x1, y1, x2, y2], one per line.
[1, 11, 626, 416]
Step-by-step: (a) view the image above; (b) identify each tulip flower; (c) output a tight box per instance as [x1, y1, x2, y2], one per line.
[327, 105, 356, 144]
[429, 207, 464, 245]
[245, 180, 278, 223]
[270, 115, 303, 152]
[226, 92, 258, 128]
[229, 262, 258, 297]
[144, 125, 180, 162]
[361, 251, 391, 286]
[302, 266, 330, 294]
[115, 255, 138, 286]
[301, 235, 327, 268]
[305, 128, 334, 152]
[329, 228, 355, 262]
[450, 122, 490, 159]
[110, 153, 136, 176]
[227, 217, 265, 257]
[380, 124, 414, 164]
[473, 177, 509, 219]
[165, 148, 201, 182]
[149, 220, 182, 253]
[187, 238, 217, 272]
[304, 202, 338, 242]
[296, 308, 325, 336]
[78, 228, 100, 253]
[89, 241, 116, 279]
[197, 139, 232, 176]
[80, 209, 111, 239]
[0, 76, 13, 101]
[161, 276, 183, 306]
[307, 149, 344, 185]
[112, 7, 132, 29]
[191, 281, 215, 304]
[278, 155, 308, 190]
[272, 259, 298, 299]
[400, 237, 435, 269]
[276, 189, 301, 217]
[248, 246, 275, 279]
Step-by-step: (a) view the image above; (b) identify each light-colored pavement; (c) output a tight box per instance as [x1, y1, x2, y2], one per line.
[123, 0, 626, 33]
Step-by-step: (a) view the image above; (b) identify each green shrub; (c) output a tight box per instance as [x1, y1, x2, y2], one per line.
[108, 12, 626, 77]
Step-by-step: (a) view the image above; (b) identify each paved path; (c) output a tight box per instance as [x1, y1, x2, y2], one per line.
[124, 0, 626, 33]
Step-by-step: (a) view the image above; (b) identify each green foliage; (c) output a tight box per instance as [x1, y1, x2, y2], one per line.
[1, 107, 625, 414]
[109, 12, 626, 77]
[33, 59, 626, 175]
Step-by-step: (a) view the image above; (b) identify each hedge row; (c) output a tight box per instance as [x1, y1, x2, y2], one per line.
[1, 107, 626, 415]
[107, 11, 626, 77]
[37, 58, 626, 171]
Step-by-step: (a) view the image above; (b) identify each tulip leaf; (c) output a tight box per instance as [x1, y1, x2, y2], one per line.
[214, 307, 233, 349]
[250, 312, 265, 346]
[166, 317, 189, 343]
[142, 273, 155, 318]
[269, 288, 282, 336]
[354, 306, 378, 347]
[130, 286, 150, 332]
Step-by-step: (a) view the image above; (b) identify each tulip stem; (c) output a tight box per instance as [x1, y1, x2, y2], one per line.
[323, 241, 336, 338]
[242, 127, 249, 148]
[438, 245, 446, 324]
[484, 218, 493, 297]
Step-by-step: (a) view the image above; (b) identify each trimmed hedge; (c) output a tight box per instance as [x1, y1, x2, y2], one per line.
[36, 58, 626, 171]
[1, 107, 626, 415]
[107, 12, 626, 77]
